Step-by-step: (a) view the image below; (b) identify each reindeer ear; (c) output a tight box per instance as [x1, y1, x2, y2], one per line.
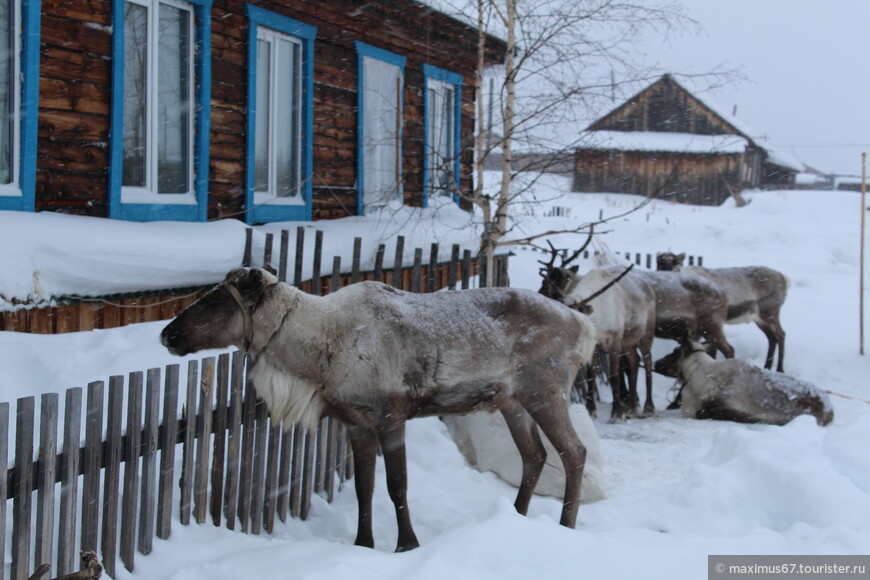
[262, 263, 278, 276]
[569, 265, 579, 273]
[677, 253, 686, 263]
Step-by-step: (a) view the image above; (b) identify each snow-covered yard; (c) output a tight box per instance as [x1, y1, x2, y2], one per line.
[1, 180, 869, 579]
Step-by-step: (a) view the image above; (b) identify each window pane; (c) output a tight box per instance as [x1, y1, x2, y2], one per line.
[362, 57, 401, 205]
[0, 0, 13, 185]
[254, 37, 270, 193]
[274, 37, 300, 198]
[122, 2, 148, 188]
[427, 81, 456, 194]
[157, 3, 190, 194]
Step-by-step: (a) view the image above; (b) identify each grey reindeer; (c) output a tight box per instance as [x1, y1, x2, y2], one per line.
[161, 267, 596, 552]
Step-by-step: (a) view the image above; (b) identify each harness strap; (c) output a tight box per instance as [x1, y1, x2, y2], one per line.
[225, 283, 254, 352]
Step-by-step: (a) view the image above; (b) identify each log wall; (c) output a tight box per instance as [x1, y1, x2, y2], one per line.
[33, 0, 503, 220]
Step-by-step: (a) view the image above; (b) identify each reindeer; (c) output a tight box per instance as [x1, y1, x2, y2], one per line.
[539, 238, 657, 421]
[654, 341, 833, 426]
[540, 242, 735, 417]
[161, 268, 596, 552]
[656, 252, 789, 372]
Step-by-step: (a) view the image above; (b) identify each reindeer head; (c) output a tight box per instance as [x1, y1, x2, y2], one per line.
[537, 228, 594, 301]
[656, 252, 686, 272]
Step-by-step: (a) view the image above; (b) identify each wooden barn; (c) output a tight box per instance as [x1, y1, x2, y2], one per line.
[572, 74, 800, 205]
[0, 0, 505, 223]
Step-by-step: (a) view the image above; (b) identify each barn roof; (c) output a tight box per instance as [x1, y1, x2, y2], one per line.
[577, 130, 748, 155]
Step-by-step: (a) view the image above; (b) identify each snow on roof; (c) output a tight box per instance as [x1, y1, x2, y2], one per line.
[764, 148, 804, 172]
[577, 130, 748, 154]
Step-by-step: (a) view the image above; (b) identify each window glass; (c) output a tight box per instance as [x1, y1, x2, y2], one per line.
[157, 3, 190, 193]
[122, 2, 148, 187]
[362, 56, 402, 207]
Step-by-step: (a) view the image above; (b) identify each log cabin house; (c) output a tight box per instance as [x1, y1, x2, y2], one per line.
[0, 0, 505, 223]
[573, 74, 801, 205]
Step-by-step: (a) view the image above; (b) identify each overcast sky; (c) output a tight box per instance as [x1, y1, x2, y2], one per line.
[636, 0, 869, 176]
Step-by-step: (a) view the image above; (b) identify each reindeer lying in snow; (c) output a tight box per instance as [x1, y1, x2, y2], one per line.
[654, 341, 833, 426]
[656, 252, 789, 372]
[161, 268, 596, 552]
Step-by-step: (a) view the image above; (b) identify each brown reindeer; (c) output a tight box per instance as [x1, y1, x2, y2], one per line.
[541, 245, 735, 416]
[656, 252, 789, 372]
[161, 268, 596, 552]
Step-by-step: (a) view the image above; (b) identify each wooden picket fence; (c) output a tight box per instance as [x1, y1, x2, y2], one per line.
[519, 245, 704, 270]
[1, 231, 510, 580]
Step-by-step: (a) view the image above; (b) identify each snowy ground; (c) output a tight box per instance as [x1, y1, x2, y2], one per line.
[1, 179, 869, 579]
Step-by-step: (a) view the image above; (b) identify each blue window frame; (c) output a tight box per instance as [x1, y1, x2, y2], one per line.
[0, 0, 40, 212]
[245, 5, 315, 224]
[108, 0, 212, 222]
[422, 64, 462, 207]
[356, 42, 405, 215]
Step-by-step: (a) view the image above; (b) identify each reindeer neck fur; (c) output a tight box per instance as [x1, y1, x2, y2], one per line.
[680, 349, 714, 385]
[246, 284, 335, 431]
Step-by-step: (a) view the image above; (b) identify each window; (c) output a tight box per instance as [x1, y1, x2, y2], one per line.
[109, 0, 212, 221]
[0, 0, 40, 211]
[246, 5, 315, 223]
[423, 64, 462, 206]
[356, 42, 405, 214]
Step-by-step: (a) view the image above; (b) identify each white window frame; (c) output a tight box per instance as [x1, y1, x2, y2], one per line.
[253, 26, 304, 207]
[121, 0, 196, 206]
[425, 78, 457, 197]
[0, 0, 21, 198]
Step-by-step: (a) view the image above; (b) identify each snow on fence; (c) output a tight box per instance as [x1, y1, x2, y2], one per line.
[0, 227, 509, 334]
[1, 230, 510, 580]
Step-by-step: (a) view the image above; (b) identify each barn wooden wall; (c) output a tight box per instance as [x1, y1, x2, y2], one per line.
[34, 0, 502, 220]
[573, 150, 743, 206]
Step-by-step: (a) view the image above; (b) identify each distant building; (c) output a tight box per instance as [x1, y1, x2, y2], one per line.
[572, 74, 802, 205]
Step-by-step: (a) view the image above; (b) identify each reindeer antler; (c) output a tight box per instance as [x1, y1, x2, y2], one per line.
[537, 239, 564, 274]
[560, 224, 595, 268]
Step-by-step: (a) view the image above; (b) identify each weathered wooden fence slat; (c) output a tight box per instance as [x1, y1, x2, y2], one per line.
[120, 372, 142, 573]
[211, 354, 230, 528]
[223, 352, 244, 530]
[100, 377, 123, 579]
[138, 368, 161, 555]
[250, 399, 269, 535]
[57, 388, 81, 577]
[0, 230, 511, 580]
[0, 403, 7, 576]
[82, 382, 104, 553]
[179, 361, 197, 527]
[35, 393, 58, 570]
[11, 397, 33, 580]
[157, 364, 180, 540]
[193, 358, 215, 525]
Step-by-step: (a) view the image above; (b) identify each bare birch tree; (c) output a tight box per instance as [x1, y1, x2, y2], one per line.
[444, 0, 735, 285]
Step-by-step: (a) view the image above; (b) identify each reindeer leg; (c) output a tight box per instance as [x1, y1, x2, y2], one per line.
[523, 401, 586, 529]
[346, 424, 378, 549]
[607, 348, 626, 423]
[622, 349, 640, 418]
[640, 341, 656, 417]
[757, 318, 786, 372]
[500, 401, 547, 516]
[377, 421, 420, 552]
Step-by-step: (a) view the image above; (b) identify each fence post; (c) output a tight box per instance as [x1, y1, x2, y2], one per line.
[157, 364, 180, 540]
[82, 382, 104, 553]
[101, 377, 124, 578]
[138, 369, 161, 555]
[428, 243, 439, 293]
[57, 389, 81, 577]
[0, 402, 7, 576]
[35, 393, 58, 571]
[120, 373, 142, 573]
[11, 396, 34, 580]
[392, 236, 404, 288]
